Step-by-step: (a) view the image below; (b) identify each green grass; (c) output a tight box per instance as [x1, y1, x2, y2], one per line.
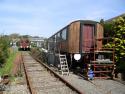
[0, 51, 17, 76]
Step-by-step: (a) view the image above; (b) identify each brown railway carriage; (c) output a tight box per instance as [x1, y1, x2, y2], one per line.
[48, 20, 103, 54]
[48, 20, 115, 79]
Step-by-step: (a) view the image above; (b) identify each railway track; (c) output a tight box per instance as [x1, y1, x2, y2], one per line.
[22, 52, 83, 94]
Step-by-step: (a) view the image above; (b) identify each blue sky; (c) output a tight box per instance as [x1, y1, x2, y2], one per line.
[0, 0, 125, 38]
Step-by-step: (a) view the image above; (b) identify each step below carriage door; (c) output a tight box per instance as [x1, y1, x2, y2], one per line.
[82, 24, 95, 52]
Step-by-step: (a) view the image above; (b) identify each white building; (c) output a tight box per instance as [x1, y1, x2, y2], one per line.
[29, 37, 44, 48]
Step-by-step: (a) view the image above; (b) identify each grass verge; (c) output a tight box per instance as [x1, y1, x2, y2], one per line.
[0, 50, 17, 76]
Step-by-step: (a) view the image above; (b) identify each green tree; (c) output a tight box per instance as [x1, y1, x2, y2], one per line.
[104, 23, 113, 37]
[105, 17, 125, 72]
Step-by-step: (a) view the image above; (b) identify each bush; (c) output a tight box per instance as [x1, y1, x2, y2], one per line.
[0, 36, 9, 66]
[104, 17, 125, 73]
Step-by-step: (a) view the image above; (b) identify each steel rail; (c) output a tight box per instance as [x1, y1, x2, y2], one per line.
[21, 52, 37, 94]
[35, 58, 84, 94]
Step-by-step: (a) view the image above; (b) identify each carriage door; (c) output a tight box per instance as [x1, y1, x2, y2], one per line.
[82, 24, 94, 52]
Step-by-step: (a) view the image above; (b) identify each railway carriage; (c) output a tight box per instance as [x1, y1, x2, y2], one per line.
[18, 38, 31, 51]
[48, 20, 115, 79]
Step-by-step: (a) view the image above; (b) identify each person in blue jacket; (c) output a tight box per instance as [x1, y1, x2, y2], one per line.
[88, 69, 94, 80]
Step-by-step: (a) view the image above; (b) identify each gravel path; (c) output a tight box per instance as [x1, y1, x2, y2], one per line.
[50, 66, 125, 94]
[59, 73, 125, 94]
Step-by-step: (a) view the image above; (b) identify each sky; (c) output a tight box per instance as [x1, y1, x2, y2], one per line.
[0, 0, 125, 38]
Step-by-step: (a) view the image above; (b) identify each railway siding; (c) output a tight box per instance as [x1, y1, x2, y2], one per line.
[22, 52, 79, 94]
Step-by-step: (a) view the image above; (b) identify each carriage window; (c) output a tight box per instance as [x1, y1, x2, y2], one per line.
[56, 33, 61, 42]
[57, 33, 60, 37]
[48, 38, 52, 45]
[61, 28, 67, 40]
[52, 36, 55, 42]
[54, 35, 56, 42]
